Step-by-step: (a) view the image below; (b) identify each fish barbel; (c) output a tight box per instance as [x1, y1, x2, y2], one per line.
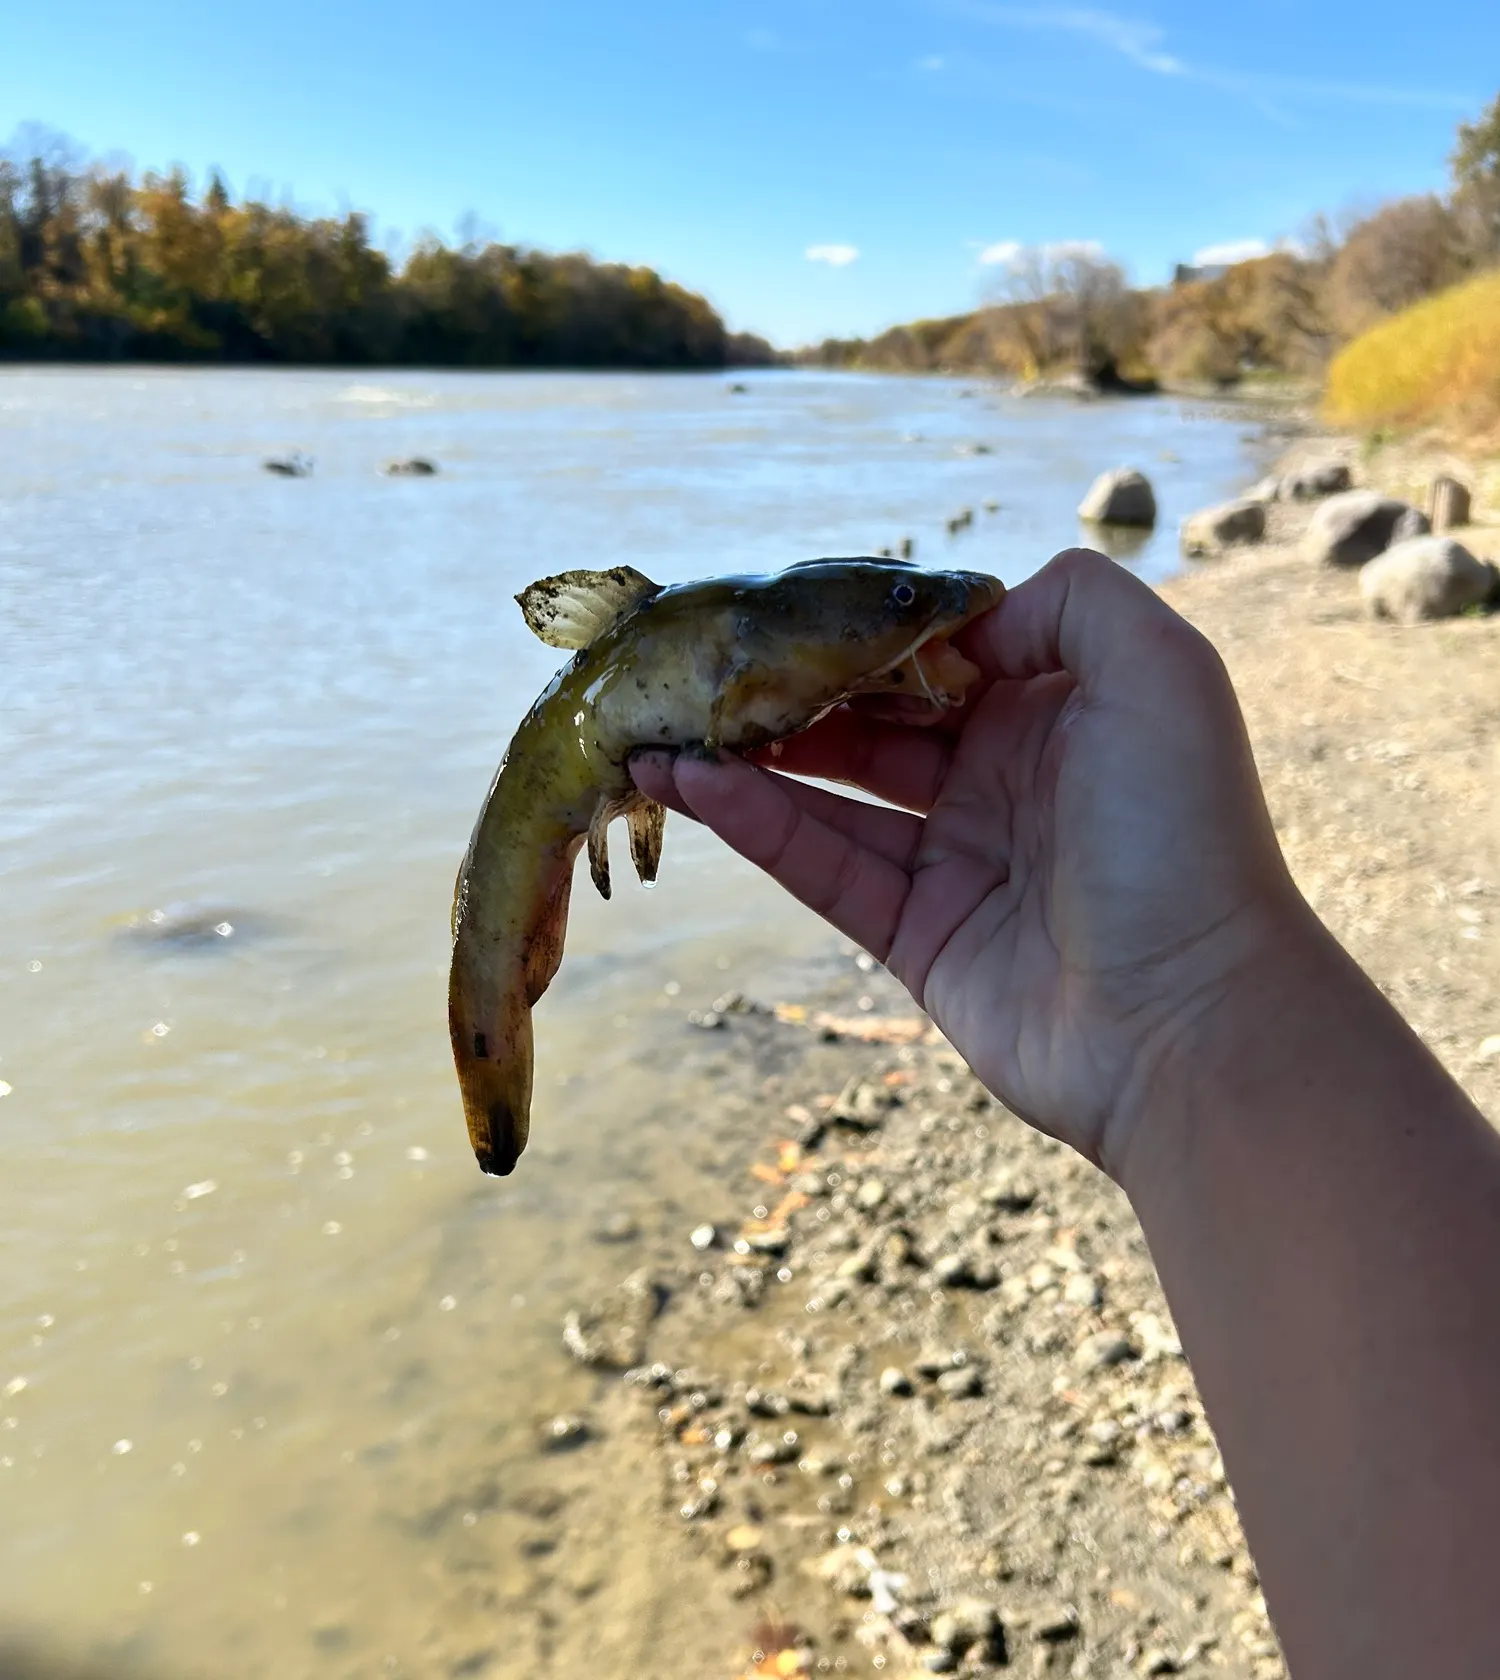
[449, 557, 1004, 1176]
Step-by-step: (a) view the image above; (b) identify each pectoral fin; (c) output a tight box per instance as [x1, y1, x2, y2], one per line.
[627, 797, 666, 885]
[516, 566, 661, 650]
[586, 802, 614, 900]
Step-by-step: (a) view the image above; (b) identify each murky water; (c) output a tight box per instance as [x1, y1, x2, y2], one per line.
[0, 368, 1258, 1678]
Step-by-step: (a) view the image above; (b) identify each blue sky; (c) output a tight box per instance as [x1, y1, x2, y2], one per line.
[4, 1, 1495, 345]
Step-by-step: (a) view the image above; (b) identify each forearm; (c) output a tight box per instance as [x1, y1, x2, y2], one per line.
[1121, 912, 1500, 1680]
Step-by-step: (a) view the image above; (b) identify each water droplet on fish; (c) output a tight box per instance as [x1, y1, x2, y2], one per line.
[112, 1439, 133, 1455]
[3, 1378, 27, 1398]
[405, 1146, 428, 1162]
[0, 1082, 11, 1098]
[27, 961, 41, 973]
[183, 1179, 216, 1199]
[322, 1221, 342, 1236]
[663, 980, 681, 997]
[139, 1582, 153, 1594]
[151, 1022, 170, 1038]
[438, 1294, 457, 1312]
[182, 1531, 200, 1547]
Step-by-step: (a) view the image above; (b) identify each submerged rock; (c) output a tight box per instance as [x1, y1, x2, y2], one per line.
[383, 457, 438, 476]
[1359, 537, 1498, 623]
[561, 1268, 664, 1368]
[1078, 467, 1156, 527]
[116, 904, 271, 951]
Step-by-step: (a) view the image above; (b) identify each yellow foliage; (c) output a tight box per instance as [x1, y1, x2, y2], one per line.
[1323, 268, 1500, 441]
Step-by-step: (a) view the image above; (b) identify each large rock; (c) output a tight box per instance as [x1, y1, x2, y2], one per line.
[1358, 538, 1499, 623]
[1180, 497, 1267, 558]
[1078, 467, 1156, 527]
[1279, 460, 1352, 501]
[1303, 491, 1429, 568]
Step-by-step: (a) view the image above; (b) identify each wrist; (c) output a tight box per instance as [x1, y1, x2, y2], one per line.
[1099, 890, 1346, 1199]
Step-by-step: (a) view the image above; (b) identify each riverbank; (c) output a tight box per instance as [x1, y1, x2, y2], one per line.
[536, 433, 1500, 1680]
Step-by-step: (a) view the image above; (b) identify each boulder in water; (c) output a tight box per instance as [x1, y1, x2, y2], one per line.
[1078, 467, 1156, 527]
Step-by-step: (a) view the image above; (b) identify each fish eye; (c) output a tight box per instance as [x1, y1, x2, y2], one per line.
[891, 582, 917, 607]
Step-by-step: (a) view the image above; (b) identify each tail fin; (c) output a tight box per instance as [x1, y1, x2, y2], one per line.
[448, 831, 578, 1178]
[450, 986, 533, 1176]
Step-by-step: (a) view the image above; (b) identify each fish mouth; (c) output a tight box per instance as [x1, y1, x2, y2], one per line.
[854, 573, 1004, 713]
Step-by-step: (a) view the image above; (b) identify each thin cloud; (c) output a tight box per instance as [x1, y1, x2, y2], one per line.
[1192, 237, 1269, 266]
[947, 3, 1182, 74]
[918, 54, 947, 70]
[940, 1, 1474, 110]
[979, 238, 1104, 266]
[806, 244, 860, 267]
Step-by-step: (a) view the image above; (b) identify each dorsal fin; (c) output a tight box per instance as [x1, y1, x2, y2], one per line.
[515, 566, 660, 650]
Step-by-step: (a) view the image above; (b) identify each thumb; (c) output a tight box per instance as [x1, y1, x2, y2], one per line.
[959, 547, 1217, 703]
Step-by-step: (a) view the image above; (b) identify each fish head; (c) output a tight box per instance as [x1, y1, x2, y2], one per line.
[750, 558, 1004, 722]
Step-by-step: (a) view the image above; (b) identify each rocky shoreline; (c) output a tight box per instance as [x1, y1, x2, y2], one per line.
[534, 426, 1499, 1680]
[553, 967, 1272, 1680]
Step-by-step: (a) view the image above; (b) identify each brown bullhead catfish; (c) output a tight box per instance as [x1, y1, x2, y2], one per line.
[449, 558, 1005, 1176]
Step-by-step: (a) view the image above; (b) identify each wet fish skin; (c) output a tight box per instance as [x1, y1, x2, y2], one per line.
[449, 558, 1005, 1176]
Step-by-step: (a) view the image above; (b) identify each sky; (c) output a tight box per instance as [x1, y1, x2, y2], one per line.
[3, 0, 1496, 346]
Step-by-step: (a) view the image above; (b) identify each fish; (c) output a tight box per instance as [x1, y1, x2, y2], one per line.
[448, 557, 1005, 1176]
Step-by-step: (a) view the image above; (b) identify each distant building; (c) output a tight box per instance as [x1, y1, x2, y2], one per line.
[1172, 262, 1231, 286]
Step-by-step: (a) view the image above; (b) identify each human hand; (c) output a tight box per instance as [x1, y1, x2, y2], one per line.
[631, 548, 1313, 1181]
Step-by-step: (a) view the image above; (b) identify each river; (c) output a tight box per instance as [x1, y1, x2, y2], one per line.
[0, 367, 1260, 1679]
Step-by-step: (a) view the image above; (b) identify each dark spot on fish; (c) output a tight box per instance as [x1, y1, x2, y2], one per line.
[472, 1032, 489, 1059]
[890, 668, 905, 683]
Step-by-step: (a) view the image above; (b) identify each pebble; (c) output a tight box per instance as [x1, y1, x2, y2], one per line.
[937, 1367, 983, 1400]
[1063, 1272, 1103, 1309]
[541, 1414, 590, 1451]
[856, 1179, 888, 1210]
[1477, 1034, 1500, 1061]
[1033, 1603, 1080, 1642]
[739, 1227, 790, 1256]
[981, 1175, 1038, 1212]
[595, 1212, 639, 1243]
[931, 1598, 1002, 1652]
[933, 1252, 996, 1289]
[689, 1223, 718, 1251]
[914, 1349, 962, 1378]
[748, 1434, 799, 1466]
[878, 1367, 914, 1397]
[1075, 1332, 1135, 1371]
[724, 1523, 764, 1553]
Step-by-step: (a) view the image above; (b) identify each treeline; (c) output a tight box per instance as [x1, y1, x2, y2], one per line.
[0, 134, 774, 369]
[802, 92, 1500, 394]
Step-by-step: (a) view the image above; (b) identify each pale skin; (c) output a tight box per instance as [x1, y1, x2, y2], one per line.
[632, 547, 1500, 1680]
